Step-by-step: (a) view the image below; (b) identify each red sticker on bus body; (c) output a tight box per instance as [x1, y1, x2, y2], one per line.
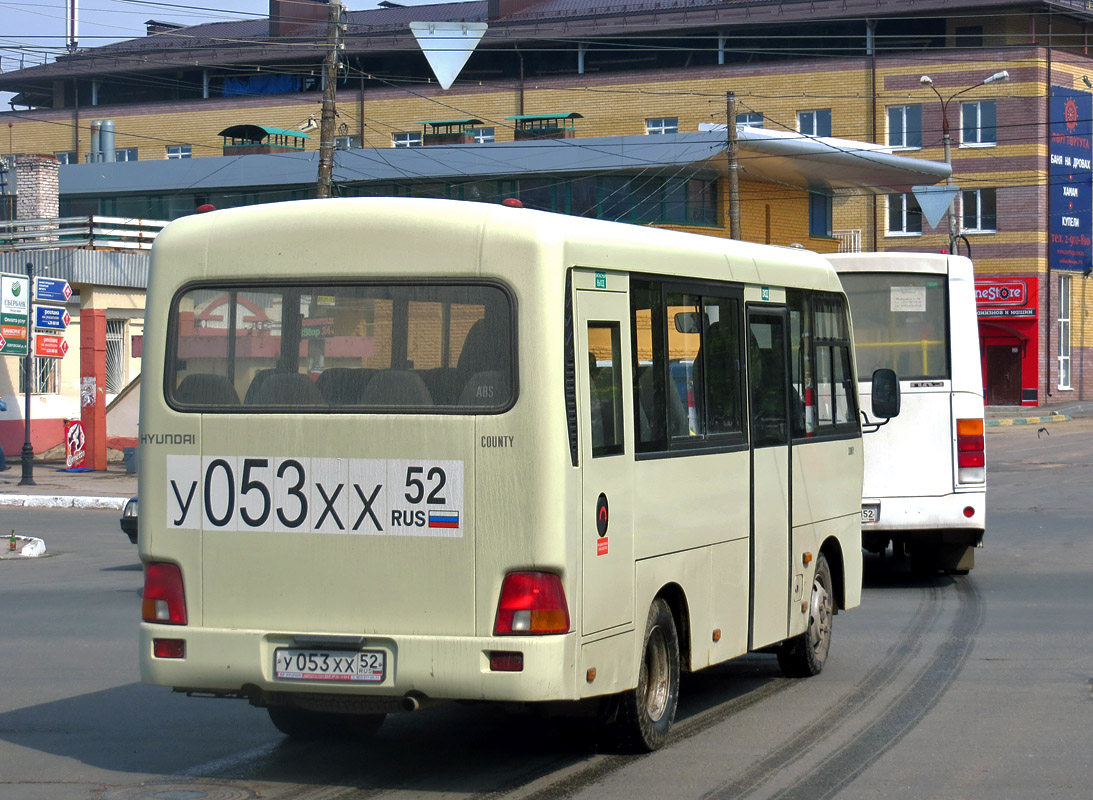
[596, 537, 609, 556]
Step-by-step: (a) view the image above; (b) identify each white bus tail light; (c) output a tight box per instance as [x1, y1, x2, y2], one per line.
[493, 571, 570, 635]
[142, 563, 188, 625]
[956, 418, 985, 484]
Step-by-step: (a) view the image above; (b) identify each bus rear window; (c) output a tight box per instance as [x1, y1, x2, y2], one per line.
[839, 273, 950, 380]
[166, 282, 514, 413]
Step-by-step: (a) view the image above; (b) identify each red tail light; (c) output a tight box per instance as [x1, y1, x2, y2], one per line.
[956, 418, 986, 480]
[494, 571, 570, 635]
[142, 562, 188, 625]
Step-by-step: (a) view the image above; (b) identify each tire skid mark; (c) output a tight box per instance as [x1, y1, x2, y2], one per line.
[484, 585, 942, 800]
[699, 585, 942, 800]
[768, 577, 984, 800]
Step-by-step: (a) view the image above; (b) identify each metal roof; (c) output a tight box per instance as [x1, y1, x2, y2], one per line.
[0, 0, 1077, 86]
[506, 113, 584, 121]
[0, 249, 149, 290]
[58, 130, 949, 198]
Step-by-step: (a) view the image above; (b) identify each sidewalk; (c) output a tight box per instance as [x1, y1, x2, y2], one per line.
[0, 460, 135, 509]
[985, 401, 1093, 426]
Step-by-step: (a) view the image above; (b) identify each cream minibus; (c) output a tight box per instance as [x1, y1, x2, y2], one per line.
[139, 198, 898, 751]
[829, 252, 985, 575]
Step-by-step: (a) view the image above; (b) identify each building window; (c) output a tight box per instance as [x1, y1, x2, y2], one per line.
[335, 135, 361, 150]
[955, 25, 984, 48]
[18, 358, 59, 394]
[645, 118, 679, 135]
[809, 192, 832, 238]
[736, 112, 764, 128]
[1058, 274, 1071, 390]
[54, 151, 77, 165]
[473, 127, 495, 144]
[166, 145, 192, 159]
[797, 109, 831, 137]
[392, 132, 423, 148]
[887, 104, 922, 149]
[961, 101, 997, 146]
[962, 188, 997, 232]
[887, 193, 922, 235]
[106, 319, 126, 394]
[115, 147, 139, 162]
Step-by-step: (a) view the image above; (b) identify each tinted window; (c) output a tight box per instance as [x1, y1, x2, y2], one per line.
[167, 282, 514, 412]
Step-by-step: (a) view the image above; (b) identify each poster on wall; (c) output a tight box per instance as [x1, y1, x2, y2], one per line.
[1049, 88, 1093, 273]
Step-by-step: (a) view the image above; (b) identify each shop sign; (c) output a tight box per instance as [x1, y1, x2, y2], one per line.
[976, 278, 1038, 319]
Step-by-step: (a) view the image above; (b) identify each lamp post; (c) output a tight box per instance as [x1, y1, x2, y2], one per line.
[919, 70, 1010, 255]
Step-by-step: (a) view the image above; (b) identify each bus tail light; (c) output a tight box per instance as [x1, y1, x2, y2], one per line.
[494, 571, 570, 635]
[153, 639, 186, 659]
[956, 418, 985, 483]
[142, 563, 188, 625]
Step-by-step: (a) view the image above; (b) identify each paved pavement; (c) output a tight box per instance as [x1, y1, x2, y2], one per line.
[0, 401, 1089, 510]
[0, 460, 136, 509]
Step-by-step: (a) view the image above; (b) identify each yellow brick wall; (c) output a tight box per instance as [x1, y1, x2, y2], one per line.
[0, 47, 1049, 265]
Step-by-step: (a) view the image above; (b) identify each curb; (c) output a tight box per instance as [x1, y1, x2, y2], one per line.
[0, 495, 128, 510]
[986, 414, 1071, 427]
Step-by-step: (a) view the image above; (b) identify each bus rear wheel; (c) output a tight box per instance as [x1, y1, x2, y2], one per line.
[605, 597, 680, 753]
[777, 553, 834, 678]
[267, 706, 386, 740]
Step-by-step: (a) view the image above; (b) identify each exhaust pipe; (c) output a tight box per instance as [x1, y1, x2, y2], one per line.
[402, 692, 426, 712]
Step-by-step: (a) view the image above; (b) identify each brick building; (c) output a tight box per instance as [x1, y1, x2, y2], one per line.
[2, 0, 1092, 405]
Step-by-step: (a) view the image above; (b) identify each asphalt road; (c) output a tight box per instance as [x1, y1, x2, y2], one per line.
[0, 421, 1089, 800]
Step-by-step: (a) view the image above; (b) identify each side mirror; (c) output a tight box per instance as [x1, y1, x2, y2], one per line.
[870, 368, 901, 419]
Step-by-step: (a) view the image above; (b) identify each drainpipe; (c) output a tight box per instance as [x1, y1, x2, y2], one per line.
[868, 20, 878, 251]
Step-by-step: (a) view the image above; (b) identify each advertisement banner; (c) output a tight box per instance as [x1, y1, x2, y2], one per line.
[65, 419, 87, 470]
[1049, 88, 1093, 273]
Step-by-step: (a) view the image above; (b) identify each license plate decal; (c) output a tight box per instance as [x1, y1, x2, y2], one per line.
[861, 504, 880, 524]
[274, 648, 386, 683]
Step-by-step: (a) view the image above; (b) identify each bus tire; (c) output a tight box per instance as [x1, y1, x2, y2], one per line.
[606, 597, 680, 753]
[267, 706, 385, 740]
[777, 553, 834, 678]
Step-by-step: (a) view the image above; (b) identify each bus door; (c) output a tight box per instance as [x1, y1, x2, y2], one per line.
[747, 307, 791, 649]
[576, 282, 635, 636]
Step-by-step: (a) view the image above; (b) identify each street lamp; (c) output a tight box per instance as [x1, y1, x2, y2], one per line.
[919, 70, 1010, 254]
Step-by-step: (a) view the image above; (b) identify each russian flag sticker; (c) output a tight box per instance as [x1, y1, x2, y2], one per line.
[428, 510, 460, 529]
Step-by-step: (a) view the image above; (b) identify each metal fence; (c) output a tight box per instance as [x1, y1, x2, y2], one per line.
[832, 228, 862, 253]
[0, 216, 168, 251]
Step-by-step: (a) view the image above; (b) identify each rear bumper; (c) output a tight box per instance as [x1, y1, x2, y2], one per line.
[140, 625, 580, 704]
[860, 491, 985, 539]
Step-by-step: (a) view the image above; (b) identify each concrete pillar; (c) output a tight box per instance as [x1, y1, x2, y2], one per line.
[80, 307, 108, 470]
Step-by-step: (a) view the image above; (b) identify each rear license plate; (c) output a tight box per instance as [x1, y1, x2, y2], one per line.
[861, 504, 880, 524]
[274, 648, 385, 683]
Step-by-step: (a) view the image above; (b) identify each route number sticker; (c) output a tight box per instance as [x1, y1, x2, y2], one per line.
[166, 456, 464, 537]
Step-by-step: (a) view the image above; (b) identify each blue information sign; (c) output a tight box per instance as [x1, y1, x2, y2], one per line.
[34, 276, 72, 303]
[1049, 88, 1093, 273]
[34, 305, 70, 331]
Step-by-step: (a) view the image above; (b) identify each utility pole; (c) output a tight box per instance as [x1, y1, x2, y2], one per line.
[317, 0, 343, 199]
[726, 92, 741, 240]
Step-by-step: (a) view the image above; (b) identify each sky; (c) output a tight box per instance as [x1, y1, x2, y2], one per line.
[0, 0, 471, 105]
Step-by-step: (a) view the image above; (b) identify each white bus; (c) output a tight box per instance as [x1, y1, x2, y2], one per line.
[829, 252, 985, 574]
[138, 198, 897, 751]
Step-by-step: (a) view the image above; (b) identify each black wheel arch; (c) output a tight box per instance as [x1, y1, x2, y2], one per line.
[654, 582, 691, 671]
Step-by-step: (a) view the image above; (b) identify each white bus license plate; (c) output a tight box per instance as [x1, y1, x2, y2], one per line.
[861, 504, 880, 524]
[274, 648, 385, 683]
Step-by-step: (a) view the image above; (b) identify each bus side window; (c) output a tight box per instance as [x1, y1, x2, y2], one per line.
[589, 323, 624, 457]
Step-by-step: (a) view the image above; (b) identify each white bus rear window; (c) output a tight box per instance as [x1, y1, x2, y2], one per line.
[166, 282, 514, 412]
[839, 273, 950, 380]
